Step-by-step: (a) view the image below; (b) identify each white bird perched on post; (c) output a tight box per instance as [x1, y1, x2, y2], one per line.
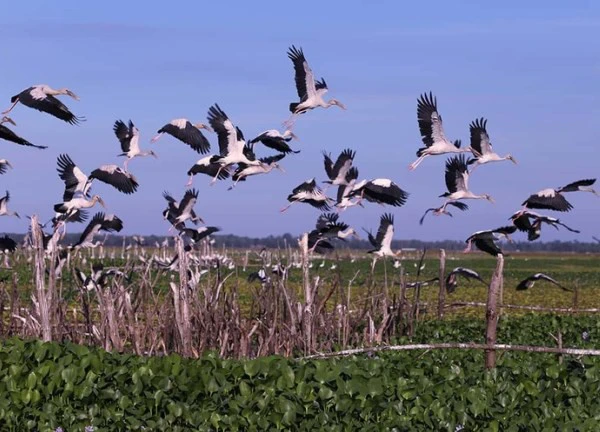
[323, 148, 356, 187]
[0, 116, 47, 149]
[0, 191, 19, 218]
[151, 119, 212, 154]
[438, 154, 494, 212]
[186, 155, 231, 186]
[114, 119, 157, 171]
[285, 45, 346, 127]
[364, 213, 400, 258]
[522, 178, 598, 212]
[229, 154, 286, 190]
[409, 92, 474, 170]
[347, 178, 409, 207]
[281, 178, 332, 213]
[56, 154, 139, 198]
[72, 212, 123, 249]
[467, 118, 517, 171]
[249, 129, 299, 154]
[2, 84, 84, 125]
[464, 226, 517, 256]
[207, 104, 261, 184]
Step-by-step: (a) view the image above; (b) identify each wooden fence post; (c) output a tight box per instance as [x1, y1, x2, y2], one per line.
[30, 215, 53, 342]
[485, 254, 504, 369]
[437, 249, 446, 319]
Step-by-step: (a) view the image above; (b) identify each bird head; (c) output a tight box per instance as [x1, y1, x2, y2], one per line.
[329, 99, 346, 110]
[283, 130, 299, 141]
[349, 228, 360, 240]
[193, 123, 213, 133]
[61, 89, 80, 101]
[1, 116, 16, 126]
[506, 154, 518, 165]
[93, 195, 106, 208]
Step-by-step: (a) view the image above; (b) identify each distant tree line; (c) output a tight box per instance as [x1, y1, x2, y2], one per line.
[8, 232, 600, 253]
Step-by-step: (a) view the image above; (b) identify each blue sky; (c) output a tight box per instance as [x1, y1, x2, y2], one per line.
[0, 1, 598, 241]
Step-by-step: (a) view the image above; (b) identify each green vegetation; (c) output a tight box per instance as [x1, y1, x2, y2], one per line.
[1, 315, 599, 431]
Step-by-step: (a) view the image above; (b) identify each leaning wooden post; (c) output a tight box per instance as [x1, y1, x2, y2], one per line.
[30, 215, 52, 342]
[437, 249, 446, 319]
[485, 254, 504, 369]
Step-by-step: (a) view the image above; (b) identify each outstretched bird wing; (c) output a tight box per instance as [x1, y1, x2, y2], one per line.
[417, 92, 448, 147]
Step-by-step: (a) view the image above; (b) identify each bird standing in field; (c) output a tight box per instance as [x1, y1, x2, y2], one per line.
[285, 45, 346, 127]
[281, 178, 332, 212]
[3, 84, 84, 125]
[0, 116, 47, 149]
[207, 104, 260, 184]
[438, 154, 494, 212]
[516, 273, 571, 292]
[0, 191, 19, 218]
[409, 92, 474, 170]
[151, 119, 212, 154]
[323, 149, 356, 187]
[464, 226, 517, 256]
[364, 213, 399, 258]
[467, 118, 517, 171]
[522, 179, 598, 212]
[249, 129, 299, 154]
[114, 119, 157, 171]
[347, 178, 409, 207]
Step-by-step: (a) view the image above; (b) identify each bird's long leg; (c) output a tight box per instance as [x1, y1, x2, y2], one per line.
[185, 175, 194, 187]
[227, 177, 242, 191]
[1, 99, 19, 115]
[123, 158, 129, 172]
[210, 167, 224, 185]
[463, 240, 472, 253]
[280, 202, 293, 213]
[408, 154, 428, 171]
[150, 133, 163, 143]
[283, 114, 298, 130]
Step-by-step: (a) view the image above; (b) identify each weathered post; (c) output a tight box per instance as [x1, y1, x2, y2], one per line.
[437, 249, 446, 319]
[172, 236, 192, 356]
[299, 233, 313, 354]
[485, 254, 504, 369]
[30, 215, 52, 342]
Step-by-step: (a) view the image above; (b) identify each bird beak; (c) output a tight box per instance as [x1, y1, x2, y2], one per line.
[276, 164, 286, 173]
[14, 212, 20, 219]
[290, 132, 299, 141]
[488, 196, 496, 204]
[337, 101, 347, 110]
[3, 117, 16, 126]
[98, 197, 106, 208]
[5, 161, 13, 169]
[195, 123, 213, 133]
[510, 157, 518, 165]
[352, 232, 360, 240]
[152, 152, 159, 159]
[66, 90, 80, 101]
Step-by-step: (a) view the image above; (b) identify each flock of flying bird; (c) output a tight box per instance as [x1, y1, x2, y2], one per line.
[0, 45, 597, 292]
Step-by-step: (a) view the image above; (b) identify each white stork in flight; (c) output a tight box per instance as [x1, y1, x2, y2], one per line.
[0, 117, 47, 149]
[2, 84, 84, 125]
[335, 167, 362, 211]
[516, 273, 571, 292]
[409, 92, 474, 170]
[186, 156, 231, 187]
[73, 212, 123, 249]
[347, 178, 409, 207]
[313, 212, 359, 241]
[163, 189, 203, 230]
[0, 191, 19, 218]
[467, 118, 517, 171]
[464, 226, 517, 256]
[249, 129, 299, 154]
[181, 226, 221, 244]
[114, 119, 157, 171]
[207, 104, 260, 184]
[509, 209, 580, 241]
[522, 179, 598, 212]
[439, 154, 494, 212]
[323, 148, 356, 187]
[445, 267, 486, 294]
[151, 119, 212, 154]
[364, 213, 400, 258]
[281, 178, 332, 213]
[285, 45, 345, 127]
[419, 201, 469, 225]
[229, 154, 286, 190]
